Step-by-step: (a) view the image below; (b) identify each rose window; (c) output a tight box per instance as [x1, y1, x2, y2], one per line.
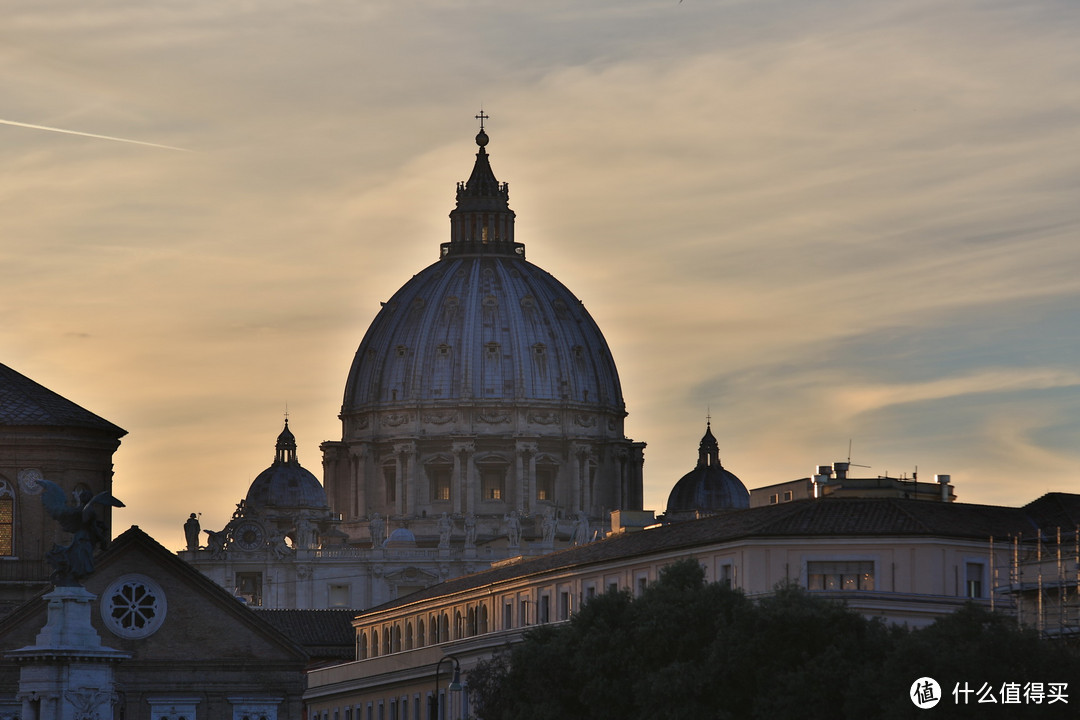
[101, 574, 167, 638]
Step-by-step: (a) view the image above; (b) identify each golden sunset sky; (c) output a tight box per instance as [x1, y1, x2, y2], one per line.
[3, 1, 1080, 548]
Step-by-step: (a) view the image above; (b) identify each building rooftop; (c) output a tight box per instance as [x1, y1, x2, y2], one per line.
[363, 494, 1079, 615]
[0, 361, 126, 435]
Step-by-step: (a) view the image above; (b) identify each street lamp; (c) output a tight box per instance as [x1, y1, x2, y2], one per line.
[429, 655, 461, 720]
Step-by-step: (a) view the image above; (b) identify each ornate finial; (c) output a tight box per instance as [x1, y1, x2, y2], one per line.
[706, 407, 711, 427]
[475, 108, 490, 148]
[284, 403, 290, 425]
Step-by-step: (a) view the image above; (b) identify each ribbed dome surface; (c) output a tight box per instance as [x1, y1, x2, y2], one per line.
[343, 256, 623, 413]
[245, 421, 329, 511]
[666, 424, 749, 515]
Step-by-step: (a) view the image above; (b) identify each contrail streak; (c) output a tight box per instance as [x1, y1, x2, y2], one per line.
[0, 117, 192, 152]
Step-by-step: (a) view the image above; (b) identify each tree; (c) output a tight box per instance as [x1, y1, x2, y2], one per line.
[467, 558, 1080, 720]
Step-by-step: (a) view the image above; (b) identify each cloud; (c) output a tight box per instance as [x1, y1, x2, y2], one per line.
[2, 0, 1080, 542]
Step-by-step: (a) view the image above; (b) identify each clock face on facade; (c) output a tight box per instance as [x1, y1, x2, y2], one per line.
[234, 521, 266, 552]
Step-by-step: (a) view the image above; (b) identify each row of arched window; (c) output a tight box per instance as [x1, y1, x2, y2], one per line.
[356, 604, 491, 660]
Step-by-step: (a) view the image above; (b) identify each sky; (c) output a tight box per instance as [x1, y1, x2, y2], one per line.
[3, 0, 1080, 550]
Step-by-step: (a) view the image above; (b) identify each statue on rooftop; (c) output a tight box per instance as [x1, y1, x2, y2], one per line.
[184, 512, 201, 551]
[36, 479, 124, 586]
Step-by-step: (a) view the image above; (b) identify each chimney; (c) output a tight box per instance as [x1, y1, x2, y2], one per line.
[833, 462, 850, 481]
[934, 474, 951, 502]
[812, 465, 832, 499]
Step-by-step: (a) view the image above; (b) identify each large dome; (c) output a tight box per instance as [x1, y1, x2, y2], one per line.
[343, 256, 622, 413]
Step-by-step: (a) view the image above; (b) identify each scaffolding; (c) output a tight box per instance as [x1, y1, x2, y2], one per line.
[991, 526, 1080, 639]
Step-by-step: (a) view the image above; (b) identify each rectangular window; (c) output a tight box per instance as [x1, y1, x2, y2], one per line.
[539, 594, 550, 624]
[607, 581, 619, 594]
[558, 591, 570, 621]
[636, 575, 649, 596]
[329, 584, 349, 607]
[807, 561, 874, 591]
[235, 571, 263, 606]
[965, 562, 984, 598]
[782, 490, 793, 502]
[585, 585, 596, 601]
[384, 466, 397, 503]
[520, 599, 529, 626]
[769, 493, 779, 504]
[504, 602, 513, 629]
[429, 466, 452, 502]
[0, 497, 13, 556]
[480, 467, 505, 501]
[718, 563, 733, 589]
[535, 466, 555, 502]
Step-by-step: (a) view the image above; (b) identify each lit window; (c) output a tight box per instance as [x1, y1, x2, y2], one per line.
[480, 466, 505, 501]
[0, 481, 13, 556]
[807, 561, 874, 591]
[428, 466, 451, 502]
[535, 465, 556, 502]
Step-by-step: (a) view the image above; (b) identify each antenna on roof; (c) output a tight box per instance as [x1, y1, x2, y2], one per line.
[845, 439, 871, 469]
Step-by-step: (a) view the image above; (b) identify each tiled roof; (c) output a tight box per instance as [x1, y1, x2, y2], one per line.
[0, 362, 126, 435]
[253, 608, 357, 659]
[365, 496, 1069, 615]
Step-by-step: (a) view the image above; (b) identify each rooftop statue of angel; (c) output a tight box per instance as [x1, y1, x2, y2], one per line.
[37, 479, 125, 586]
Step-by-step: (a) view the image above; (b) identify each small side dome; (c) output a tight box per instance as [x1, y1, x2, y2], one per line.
[665, 423, 749, 518]
[245, 420, 329, 511]
[384, 527, 418, 549]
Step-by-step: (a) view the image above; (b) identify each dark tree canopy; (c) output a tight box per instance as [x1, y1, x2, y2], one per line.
[467, 559, 1080, 720]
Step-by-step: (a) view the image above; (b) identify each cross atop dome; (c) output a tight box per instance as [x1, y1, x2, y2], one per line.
[475, 108, 489, 131]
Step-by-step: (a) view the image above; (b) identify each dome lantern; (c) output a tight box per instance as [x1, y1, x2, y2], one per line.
[442, 111, 522, 259]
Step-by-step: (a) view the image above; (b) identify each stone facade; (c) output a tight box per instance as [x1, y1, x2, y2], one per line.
[0, 362, 126, 617]
[0, 528, 307, 720]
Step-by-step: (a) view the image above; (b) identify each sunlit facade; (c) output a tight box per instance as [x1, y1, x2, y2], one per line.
[304, 494, 1076, 717]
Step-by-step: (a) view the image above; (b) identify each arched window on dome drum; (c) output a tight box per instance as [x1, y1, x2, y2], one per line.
[466, 607, 476, 636]
[383, 464, 397, 504]
[358, 631, 368, 660]
[454, 610, 464, 640]
[535, 462, 558, 503]
[417, 618, 425, 647]
[441, 612, 450, 642]
[405, 621, 413, 650]
[427, 464, 452, 503]
[478, 462, 507, 502]
[480, 603, 489, 634]
[371, 630, 379, 658]
[392, 624, 402, 653]
[383, 625, 392, 655]
[0, 480, 14, 556]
